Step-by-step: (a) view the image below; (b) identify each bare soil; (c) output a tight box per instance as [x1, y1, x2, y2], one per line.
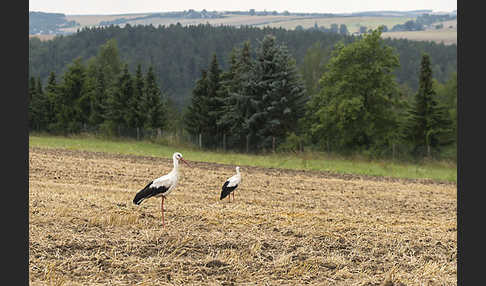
[29, 147, 456, 285]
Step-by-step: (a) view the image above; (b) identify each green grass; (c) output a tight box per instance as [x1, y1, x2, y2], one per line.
[29, 134, 457, 183]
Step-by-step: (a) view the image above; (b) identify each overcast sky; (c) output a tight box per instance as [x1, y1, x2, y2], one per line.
[29, 0, 457, 15]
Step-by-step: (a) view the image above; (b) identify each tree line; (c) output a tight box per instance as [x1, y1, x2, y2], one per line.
[28, 26, 456, 160]
[28, 39, 169, 138]
[29, 23, 456, 109]
[182, 28, 456, 158]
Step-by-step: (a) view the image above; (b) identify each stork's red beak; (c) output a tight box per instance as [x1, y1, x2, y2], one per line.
[180, 157, 191, 167]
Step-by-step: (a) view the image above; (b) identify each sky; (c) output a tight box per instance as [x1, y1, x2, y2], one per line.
[29, 0, 457, 15]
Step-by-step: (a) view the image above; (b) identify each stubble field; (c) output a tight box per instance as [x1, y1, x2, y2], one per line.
[29, 147, 456, 285]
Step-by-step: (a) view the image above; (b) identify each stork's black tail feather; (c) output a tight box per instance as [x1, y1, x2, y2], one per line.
[220, 181, 238, 200]
[133, 181, 154, 205]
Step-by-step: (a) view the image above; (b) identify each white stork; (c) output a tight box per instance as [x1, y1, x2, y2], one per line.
[133, 152, 190, 227]
[220, 166, 241, 202]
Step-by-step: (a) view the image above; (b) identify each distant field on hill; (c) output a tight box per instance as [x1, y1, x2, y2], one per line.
[257, 16, 414, 32]
[28, 13, 457, 45]
[382, 29, 457, 45]
[29, 34, 57, 41]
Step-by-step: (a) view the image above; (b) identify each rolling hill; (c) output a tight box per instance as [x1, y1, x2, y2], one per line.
[29, 9, 457, 45]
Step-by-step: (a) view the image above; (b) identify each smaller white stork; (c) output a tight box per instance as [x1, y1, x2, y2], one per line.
[220, 166, 242, 202]
[133, 152, 190, 227]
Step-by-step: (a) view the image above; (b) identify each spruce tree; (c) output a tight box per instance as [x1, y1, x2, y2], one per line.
[29, 77, 50, 131]
[44, 71, 59, 131]
[184, 69, 209, 145]
[406, 53, 454, 156]
[85, 63, 108, 127]
[107, 64, 133, 135]
[205, 54, 223, 148]
[28, 76, 37, 130]
[54, 58, 87, 133]
[85, 39, 124, 129]
[144, 66, 167, 133]
[247, 35, 307, 151]
[219, 42, 254, 150]
[128, 64, 147, 138]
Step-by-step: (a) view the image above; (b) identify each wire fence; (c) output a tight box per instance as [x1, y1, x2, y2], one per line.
[30, 124, 457, 161]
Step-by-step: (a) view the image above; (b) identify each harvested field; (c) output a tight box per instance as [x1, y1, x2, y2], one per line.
[29, 147, 457, 285]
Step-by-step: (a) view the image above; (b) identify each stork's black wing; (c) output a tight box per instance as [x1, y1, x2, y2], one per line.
[220, 180, 238, 200]
[133, 181, 169, 205]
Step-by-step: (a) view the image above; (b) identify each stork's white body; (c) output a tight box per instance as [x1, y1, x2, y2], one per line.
[226, 170, 241, 188]
[220, 166, 241, 201]
[150, 168, 179, 198]
[133, 152, 190, 227]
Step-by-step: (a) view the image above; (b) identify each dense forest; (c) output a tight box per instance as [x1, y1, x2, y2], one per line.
[29, 24, 456, 108]
[28, 24, 456, 160]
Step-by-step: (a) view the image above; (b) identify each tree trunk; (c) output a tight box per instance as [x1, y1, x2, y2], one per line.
[136, 127, 140, 140]
[272, 136, 276, 153]
[223, 133, 226, 151]
[199, 133, 202, 149]
[246, 134, 250, 153]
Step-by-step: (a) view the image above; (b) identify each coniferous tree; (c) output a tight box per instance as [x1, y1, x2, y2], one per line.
[96, 38, 122, 88]
[44, 71, 59, 131]
[185, 69, 209, 145]
[247, 34, 307, 151]
[220, 41, 255, 151]
[107, 64, 133, 135]
[128, 64, 147, 138]
[84, 39, 123, 130]
[205, 54, 223, 148]
[436, 72, 457, 143]
[29, 77, 50, 131]
[144, 66, 167, 132]
[85, 62, 108, 127]
[28, 76, 37, 130]
[406, 53, 454, 156]
[54, 58, 87, 133]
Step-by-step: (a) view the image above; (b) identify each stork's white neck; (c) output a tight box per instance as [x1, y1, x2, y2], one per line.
[172, 156, 179, 171]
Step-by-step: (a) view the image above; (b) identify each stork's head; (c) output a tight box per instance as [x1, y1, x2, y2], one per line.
[173, 152, 190, 167]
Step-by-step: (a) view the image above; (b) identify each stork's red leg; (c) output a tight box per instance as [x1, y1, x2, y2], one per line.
[161, 196, 165, 227]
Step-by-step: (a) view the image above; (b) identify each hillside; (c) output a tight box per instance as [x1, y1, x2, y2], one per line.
[29, 10, 457, 45]
[29, 11, 80, 35]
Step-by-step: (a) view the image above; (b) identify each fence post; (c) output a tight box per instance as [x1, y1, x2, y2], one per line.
[199, 133, 202, 149]
[272, 136, 276, 153]
[136, 127, 140, 141]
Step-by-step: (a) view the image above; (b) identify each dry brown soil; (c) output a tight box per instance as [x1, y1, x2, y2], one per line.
[29, 147, 456, 285]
